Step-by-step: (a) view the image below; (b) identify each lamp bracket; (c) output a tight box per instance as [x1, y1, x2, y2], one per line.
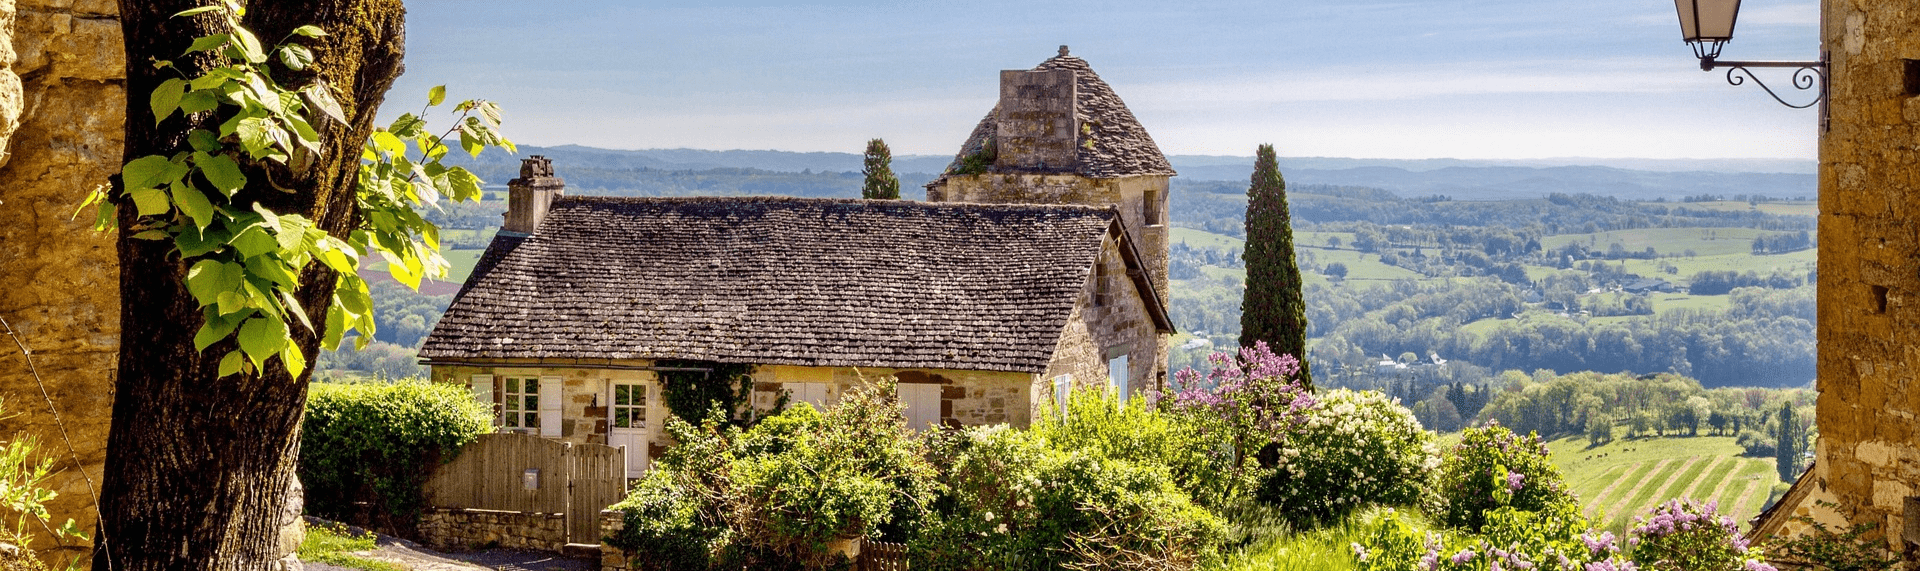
[1700, 55, 1830, 129]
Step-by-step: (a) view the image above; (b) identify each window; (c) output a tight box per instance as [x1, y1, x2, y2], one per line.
[899, 384, 942, 430]
[1052, 374, 1073, 419]
[1106, 346, 1130, 402]
[612, 383, 649, 429]
[502, 376, 540, 431]
[1093, 256, 1109, 307]
[1144, 188, 1163, 226]
[785, 382, 830, 410]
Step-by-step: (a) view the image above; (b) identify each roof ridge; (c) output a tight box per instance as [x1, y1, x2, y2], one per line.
[550, 194, 1121, 213]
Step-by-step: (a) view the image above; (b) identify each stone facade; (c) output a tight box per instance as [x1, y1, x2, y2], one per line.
[1043, 232, 1166, 395]
[1799, 0, 1920, 559]
[0, 0, 123, 562]
[418, 507, 568, 552]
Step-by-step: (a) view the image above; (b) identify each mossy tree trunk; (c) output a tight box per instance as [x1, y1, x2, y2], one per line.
[1239, 143, 1313, 389]
[99, 2, 404, 569]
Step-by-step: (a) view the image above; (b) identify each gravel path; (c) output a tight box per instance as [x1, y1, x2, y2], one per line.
[302, 517, 596, 571]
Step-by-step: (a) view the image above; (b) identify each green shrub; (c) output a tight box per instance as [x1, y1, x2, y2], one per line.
[1159, 342, 1318, 505]
[300, 380, 491, 532]
[606, 378, 935, 570]
[1034, 388, 1241, 509]
[1259, 389, 1438, 525]
[1428, 422, 1575, 532]
[910, 425, 1226, 571]
[1768, 500, 1903, 571]
[1356, 503, 1633, 571]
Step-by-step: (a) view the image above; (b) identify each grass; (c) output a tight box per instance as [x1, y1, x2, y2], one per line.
[1216, 506, 1420, 571]
[1547, 434, 1778, 533]
[298, 521, 406, 571]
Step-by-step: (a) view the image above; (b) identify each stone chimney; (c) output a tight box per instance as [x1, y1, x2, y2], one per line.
[503, 155, 565, 234]
[994, 48, 1078, 171]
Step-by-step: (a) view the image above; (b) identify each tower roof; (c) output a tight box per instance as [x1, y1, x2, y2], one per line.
[935, 47, 1176, 181]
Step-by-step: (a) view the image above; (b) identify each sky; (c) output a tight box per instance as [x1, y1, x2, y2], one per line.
[389, 0, 1824, 161]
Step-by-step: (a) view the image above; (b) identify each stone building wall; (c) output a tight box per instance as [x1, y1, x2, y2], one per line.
[1813, 0, 1920, 557]
[745, 365, 1035, 427]
[1042, 233, 1166, 396]
[0, 0, 122, 562]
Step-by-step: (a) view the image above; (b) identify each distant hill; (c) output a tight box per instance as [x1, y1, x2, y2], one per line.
[444, 145, 1816, 202]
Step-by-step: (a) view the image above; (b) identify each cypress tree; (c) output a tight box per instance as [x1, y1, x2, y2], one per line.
[861, 138, 901, 199]
[1240, 144, 1313, 388]
[1775, 402, 1799, 482]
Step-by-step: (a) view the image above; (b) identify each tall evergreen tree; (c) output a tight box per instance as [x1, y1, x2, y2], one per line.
[1775, 402, 1800, 482]
[861, 138, 901, 199]
[1240, 144, 1313, 388]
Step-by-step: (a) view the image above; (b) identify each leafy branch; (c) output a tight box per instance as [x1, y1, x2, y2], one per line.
[83, 0, 513, 378]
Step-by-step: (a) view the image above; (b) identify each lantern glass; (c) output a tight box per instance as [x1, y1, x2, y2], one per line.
[1675, 0, 1741, 43]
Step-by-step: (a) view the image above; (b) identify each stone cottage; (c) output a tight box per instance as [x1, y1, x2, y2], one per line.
[926, 46, 1178, 384]
[1748, 0, 1920, 561]
[419, 157, 1173, 477]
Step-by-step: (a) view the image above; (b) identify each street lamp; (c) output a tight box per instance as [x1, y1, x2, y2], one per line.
[1672, 0, 1827, 121]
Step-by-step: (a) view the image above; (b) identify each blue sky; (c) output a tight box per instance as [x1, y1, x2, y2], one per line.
[390, 0, 1822, 160]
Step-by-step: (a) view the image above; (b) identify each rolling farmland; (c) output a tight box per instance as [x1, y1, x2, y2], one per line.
[1549, 434, 1779, 532]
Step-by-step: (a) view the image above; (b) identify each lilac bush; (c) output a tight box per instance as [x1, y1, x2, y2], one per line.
[1258, 389, 1439, 524]
[1155, 341, 1317, 502]
[1626, 499, 1774, 571]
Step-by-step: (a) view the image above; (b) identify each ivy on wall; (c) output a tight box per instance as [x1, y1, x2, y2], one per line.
[656, 360, 764, 427]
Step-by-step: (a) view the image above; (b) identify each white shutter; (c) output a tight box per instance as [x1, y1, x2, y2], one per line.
[538, 375, 564, 437]
[1108, 355, 1130, 402]
[1052, 374, 1073, 419]
[899, 384, 942, 430]
[471, 375, 496, 429]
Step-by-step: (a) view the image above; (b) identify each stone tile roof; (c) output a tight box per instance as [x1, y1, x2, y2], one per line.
[936, 52, 1177, 181]
[420, 196, 1171, 373]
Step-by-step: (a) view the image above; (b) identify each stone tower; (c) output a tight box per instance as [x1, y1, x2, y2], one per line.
[925, 46, 1175, 384]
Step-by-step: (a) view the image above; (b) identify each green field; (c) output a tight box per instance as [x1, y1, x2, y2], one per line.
[1542, 227, 1777, 257]
[1549, 434, 1778, 532]
[1664, 200, 1817, 217]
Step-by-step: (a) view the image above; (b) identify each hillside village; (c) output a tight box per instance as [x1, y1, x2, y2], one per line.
[0, 2, 1915, 571]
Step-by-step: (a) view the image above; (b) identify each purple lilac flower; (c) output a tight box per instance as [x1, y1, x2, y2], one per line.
[1451, 549, 1477, 564]
[1507, 470, 1527, 491]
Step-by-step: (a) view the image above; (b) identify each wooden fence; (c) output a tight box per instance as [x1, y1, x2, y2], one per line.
[859, 541, 909, 571]
[422, 432, 628, 544]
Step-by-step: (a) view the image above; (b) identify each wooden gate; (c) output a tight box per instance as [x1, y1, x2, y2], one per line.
[422, 432, 629, 544]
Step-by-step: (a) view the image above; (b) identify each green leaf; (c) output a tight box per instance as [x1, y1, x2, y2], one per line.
[230, 224, 277, 258]
[447, 168, 483, 202]
[280, 344, 306, 377]
[428, 85, 446, 107]
[321, 295, 348, 350]
[231, 25, 267, 63]
[245, 255, 298, 289]
[236, 117, 272, 155]
[193, 152, 246, 196]
[236, 316, 289, 369]
[459, 128, 483, 158]
[291, 25, 327, 38]
[172, 5, 222, 17]
[371, 131, 405, 157]
[194, 311, 243, 351]
[174, 223, 231, 257]
[187, 129, 222, 153]
[131, 229, 170, 240]
[122, 155, 178, 189]
[150, 78, 187, 125]
[128, 188, 170, 217]
[170, 182, 215, 230]
[185, 33, 229, 54]
[277, 45, 313, 71]
[185, 259, 240, 307]
[216, 290, 246, 315]
[278, 290, 314, 332]
[179, 90, 220, 115]
[303, 82, 346, 126]
[218, 350, 245, 378]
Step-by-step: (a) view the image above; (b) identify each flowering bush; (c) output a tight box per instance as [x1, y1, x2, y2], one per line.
[910, 425, 1227, 571]
[607, 378, 937, 570]
[1627, 499, 1774, 571]
[1355, 503, 1636, 571]
[1429, 422, 1575, 531]
[1035, 386, 1240, 509]
[1258, 389, 1439, 524]
[1156, 341, 1317, 503]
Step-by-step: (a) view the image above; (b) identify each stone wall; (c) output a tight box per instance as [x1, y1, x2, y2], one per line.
[748, 365, 1036, 427]
[0, 0, 123, 562]
[1043, 233, 1166, 396]
[1813, 0, 1920, 558]
[418, 507, 567, 552]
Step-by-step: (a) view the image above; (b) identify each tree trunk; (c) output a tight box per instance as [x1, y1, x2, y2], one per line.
[98, 2, 404, 569]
